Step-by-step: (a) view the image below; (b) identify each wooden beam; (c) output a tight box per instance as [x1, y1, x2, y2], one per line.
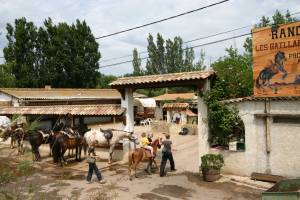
[251, 172, 285, 183]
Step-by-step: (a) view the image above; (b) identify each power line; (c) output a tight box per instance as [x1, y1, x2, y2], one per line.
[99, 25, 250, 63]
[95, 0, 230, 39]
[99, 32, 251, 69]
[99, 10, 300, 65]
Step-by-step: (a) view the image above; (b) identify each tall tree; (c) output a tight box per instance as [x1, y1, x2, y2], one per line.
[3, 17, 101, 88]
[0, 63, 15, 87]
[193, 49, 206, 71]
[165, 36, 184, 73]
[4, 18, 39, 87]
[132, 48, 142, 76]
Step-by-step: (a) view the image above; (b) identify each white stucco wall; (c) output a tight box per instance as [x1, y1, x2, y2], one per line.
[0, 92, 12, 102]
[209, 100, 300, 178]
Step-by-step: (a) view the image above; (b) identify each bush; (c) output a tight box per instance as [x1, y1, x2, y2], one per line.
[201, 154, 224, 172]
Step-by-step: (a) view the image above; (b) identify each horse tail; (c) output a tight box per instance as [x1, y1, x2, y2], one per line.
[52, 137, 61, 163]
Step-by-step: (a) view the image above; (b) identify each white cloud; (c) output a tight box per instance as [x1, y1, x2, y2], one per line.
[0, 0, 300, 76]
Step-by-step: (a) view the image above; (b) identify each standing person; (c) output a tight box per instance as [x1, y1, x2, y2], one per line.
[140, 132, 153, 157]
[160, 134, 176, 177]
[86, 153, 106, 184]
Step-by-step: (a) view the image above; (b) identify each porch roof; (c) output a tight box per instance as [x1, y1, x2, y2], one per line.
[110, 70, 215, 89]
[0, 104, 125, 116]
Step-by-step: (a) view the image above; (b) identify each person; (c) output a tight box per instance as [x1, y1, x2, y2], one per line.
[147, 132, 153, 143]
[159, 134, 176, 177]
[86, 153, 106, 184]
[140, 132, 153, 157]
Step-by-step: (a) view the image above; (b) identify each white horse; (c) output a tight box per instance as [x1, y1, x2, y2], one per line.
[84, 128, 135, 163]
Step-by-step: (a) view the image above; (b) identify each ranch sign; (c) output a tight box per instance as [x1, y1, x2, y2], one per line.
[253, 21, 300, 97]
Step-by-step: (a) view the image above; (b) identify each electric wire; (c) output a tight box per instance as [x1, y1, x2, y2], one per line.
[99, 10, 300, 67]
[95, 0, 230, 39]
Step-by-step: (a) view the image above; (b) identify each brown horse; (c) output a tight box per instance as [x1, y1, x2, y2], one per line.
[51, 128, 84, 166]
[129, 138, 160, 180]
[28, 130, 52, 161]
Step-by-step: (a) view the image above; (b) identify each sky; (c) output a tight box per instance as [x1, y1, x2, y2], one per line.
[0, 0, 300, 76]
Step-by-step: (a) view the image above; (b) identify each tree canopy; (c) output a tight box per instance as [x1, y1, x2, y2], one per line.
[3, 17, 101, 88]
[132, 33, 206, 75]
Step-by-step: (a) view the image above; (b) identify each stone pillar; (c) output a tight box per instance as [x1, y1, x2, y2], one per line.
[121, 88, 134, 132]
[166, 110, 171, 123]
[198, 79, 210, 168]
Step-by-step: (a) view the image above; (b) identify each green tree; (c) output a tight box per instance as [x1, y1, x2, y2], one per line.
[193, 49, 206, 71]
[212, 47, 253, 99]
[96, 73, 117, 88]
[132, 48, 142, 76]
[4, 18, 39, 87]
[0, 63, 16, 87]
[204, 47, 250, 146]
[3, 17, 101, 88]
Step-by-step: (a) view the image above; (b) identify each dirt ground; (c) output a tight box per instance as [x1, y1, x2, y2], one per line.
[0, 123, 264, 200]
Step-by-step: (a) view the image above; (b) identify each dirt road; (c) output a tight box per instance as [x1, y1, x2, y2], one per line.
[0, 123, 263, 200]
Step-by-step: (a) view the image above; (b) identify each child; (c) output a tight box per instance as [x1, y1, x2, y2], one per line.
[140, 132, 153, 157]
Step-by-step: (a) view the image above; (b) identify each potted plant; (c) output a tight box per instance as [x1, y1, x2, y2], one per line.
[200, 154, 224, 182]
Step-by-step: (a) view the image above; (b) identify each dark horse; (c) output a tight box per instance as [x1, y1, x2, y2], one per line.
[51, 128, 84, 166]
[128, 138, 161, 180]
[256, 51, 287, 88]
[28, 130, 52, 161]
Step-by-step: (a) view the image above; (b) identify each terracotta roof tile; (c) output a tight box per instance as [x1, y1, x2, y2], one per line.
[154, 93, 196, 101]
[222, 96, 300, 104]
[110, 70, 215, 87]
[0, 104, 125, 116]
[0, 88, 145, 100]
[163, 103, 189, 110]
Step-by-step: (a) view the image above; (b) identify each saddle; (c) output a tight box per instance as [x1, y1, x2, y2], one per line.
[141, 148, 152, 158]
[100, 128, 113, 141]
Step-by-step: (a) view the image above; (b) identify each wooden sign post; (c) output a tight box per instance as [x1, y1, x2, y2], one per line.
[253, 21, 300, 97]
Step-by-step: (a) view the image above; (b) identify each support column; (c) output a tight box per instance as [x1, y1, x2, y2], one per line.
[121, 88, 134, 132]
[166, 110, 171, 123]
[198, 79, 210, 169]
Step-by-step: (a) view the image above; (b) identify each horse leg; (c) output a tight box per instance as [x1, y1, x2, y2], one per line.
[10, 137, 14, 149]
[153, 159, 158, 169]
[146, 160, 152, 174]
[108, 143, 116, 164]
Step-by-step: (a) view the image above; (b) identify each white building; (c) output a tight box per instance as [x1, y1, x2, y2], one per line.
[212, 96, 300, 178]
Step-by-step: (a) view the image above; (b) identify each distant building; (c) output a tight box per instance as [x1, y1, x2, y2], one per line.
[153, 92, 197, 120]
[0, 87, 145, 129]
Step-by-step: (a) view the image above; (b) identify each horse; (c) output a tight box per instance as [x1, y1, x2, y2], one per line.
[256, 51, 287, 88]
[84, 128, 135, 164]
[0, 124, 19, 148]
[11, 127, 27, 155]
[28, 130, 52, 161]
[51, 128, 84, 166]
[128, 138, 161, 180]
[0, 125, 27, 155]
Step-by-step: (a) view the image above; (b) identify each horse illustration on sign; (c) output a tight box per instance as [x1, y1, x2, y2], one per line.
[255, 51, 287, 88]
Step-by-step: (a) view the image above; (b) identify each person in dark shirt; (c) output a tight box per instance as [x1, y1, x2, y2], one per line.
[159, 134, 176, 177]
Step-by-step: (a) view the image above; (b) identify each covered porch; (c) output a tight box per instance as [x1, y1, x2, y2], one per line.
[110, 70, 215, 166]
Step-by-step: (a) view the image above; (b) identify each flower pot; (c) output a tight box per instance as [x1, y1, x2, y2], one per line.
[202, 169, 221, 182]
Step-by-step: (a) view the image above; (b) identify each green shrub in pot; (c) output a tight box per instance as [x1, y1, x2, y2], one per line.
[201, 154, 224, 182]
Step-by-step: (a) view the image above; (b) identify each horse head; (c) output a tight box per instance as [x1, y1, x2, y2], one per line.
[275, 51, 286, 66]
[0, 126, 12, 141]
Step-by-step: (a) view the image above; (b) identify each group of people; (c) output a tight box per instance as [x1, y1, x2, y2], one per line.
[85, 131, 176, 183]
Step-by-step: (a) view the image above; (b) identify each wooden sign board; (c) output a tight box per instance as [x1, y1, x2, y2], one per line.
[253, 21, 300, 97]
